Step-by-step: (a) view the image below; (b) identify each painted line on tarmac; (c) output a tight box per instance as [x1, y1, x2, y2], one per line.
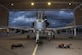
[32, 44, 38, 55]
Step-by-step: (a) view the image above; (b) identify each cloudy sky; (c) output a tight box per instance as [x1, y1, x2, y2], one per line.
[9, 9, 74, 28]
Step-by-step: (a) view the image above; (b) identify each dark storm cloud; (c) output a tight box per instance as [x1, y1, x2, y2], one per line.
[47, 19, 67, 27]
[9, 11, 36, 18]
[45, 10, 74, 20]
[9, 10, 74, 27]
[9, 11, 36, 26]
[45, 10, 74, 27]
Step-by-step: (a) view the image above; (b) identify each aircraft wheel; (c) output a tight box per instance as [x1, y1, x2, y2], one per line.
[52, 35, 55, 39]
[27, 35, 30, 39]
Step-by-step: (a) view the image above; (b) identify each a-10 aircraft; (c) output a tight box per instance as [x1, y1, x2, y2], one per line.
[0, 12, 82, 43]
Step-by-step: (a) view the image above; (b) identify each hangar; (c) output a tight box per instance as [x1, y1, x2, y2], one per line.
[0, 0, 82, 55]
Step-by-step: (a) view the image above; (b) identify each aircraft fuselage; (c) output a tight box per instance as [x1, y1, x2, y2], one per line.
[34, 19, 46, 31]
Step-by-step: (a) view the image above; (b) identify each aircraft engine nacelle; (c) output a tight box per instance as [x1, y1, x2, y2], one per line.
[45, 20, 49, 27]
[46, 21, 49, 27]
[32, 22, 34, 26]
[32, 22, 34, 27]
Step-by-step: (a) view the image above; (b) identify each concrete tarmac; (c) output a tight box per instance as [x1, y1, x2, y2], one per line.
[0, 32, 82, 55]
[0, 32, 36, 55]
[36, 34, 82, 55]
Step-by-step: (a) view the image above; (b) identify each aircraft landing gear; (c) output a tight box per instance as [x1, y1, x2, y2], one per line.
[52, 35, 55, 39]
[27, 35, 30, 39]
[36, 40, 43, 46]
[36, 31, 39, 42]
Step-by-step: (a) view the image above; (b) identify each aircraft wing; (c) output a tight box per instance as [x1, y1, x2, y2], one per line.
[0, 26, 34, 32]
[0, 26, 8, 30]
[0, 25, 82, 32]
[8, 26, 34, 31]
[46, 25, 82, 31]
[0, 28, 7, 29]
